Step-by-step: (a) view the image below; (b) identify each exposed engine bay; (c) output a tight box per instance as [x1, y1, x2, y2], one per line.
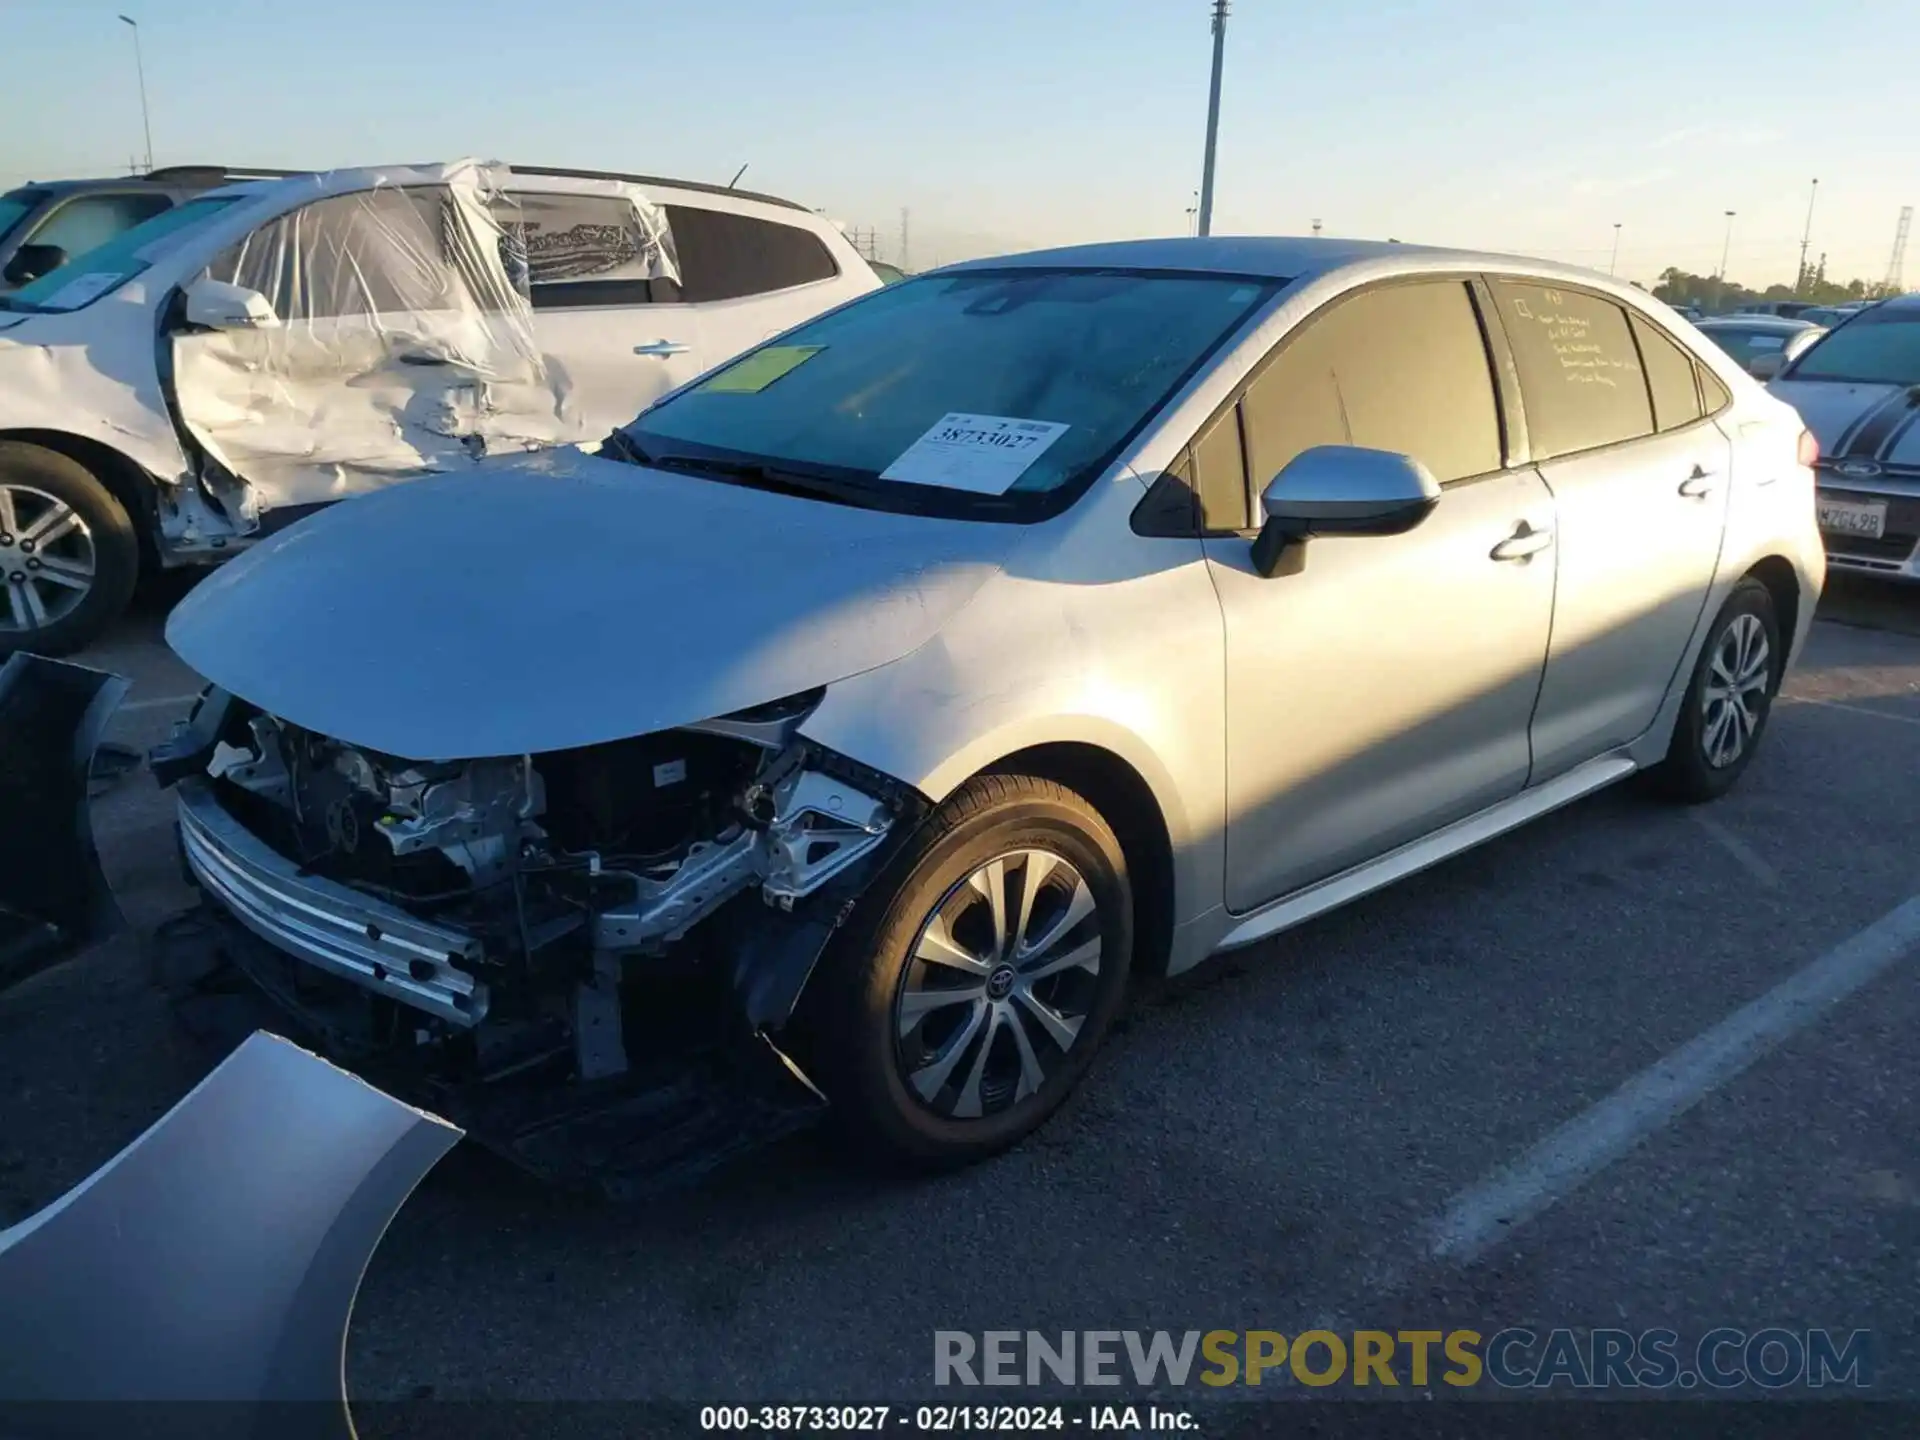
[150, 687, 913, 1115]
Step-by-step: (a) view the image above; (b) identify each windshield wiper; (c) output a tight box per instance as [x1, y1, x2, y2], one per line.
[647, 452, 876, 507]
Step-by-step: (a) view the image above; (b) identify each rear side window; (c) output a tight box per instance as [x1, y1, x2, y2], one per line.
[1494, 280, 1653, 460]
[664, 205, 837, 303]
[1698, 365, 1732, 412]
[1239, 279, 1502, 487]
[493, 191, 672, 309]
[26, 191, 171, 259]
[1630, 314, 1704, 432]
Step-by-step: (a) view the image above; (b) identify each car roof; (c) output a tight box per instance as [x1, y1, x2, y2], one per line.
[937, 235, 1661, 294]
[1696, 314, 1814, 330]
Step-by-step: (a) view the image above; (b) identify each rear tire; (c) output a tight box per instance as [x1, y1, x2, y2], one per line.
[1647, 577, 1782, 804]
[0, 442, 140, 658]
[795, 773, 1133, 1171]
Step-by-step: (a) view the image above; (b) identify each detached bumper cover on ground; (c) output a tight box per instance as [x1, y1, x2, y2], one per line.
[0, 1030, 461, 1438]
[0, 652, 127, 994]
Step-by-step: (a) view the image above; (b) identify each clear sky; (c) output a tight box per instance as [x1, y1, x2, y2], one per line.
[2, 0, 1910, 288]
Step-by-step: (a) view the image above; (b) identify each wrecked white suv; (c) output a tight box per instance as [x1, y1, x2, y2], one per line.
[0, 160, 879, 655]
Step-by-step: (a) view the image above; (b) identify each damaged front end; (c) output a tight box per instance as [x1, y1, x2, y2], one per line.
[148, 686, 923, 1194]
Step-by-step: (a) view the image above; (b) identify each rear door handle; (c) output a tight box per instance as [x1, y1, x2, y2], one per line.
[1490, 522, 1553, 562]
[634, 341, 690, 357]
[1679, 464, 1719, 498]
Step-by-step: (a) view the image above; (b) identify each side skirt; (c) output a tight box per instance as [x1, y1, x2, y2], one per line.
[1213, 753, 1637, 954]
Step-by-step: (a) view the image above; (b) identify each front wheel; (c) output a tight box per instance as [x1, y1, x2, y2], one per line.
[0, 442, 140, 658]
[1647, 577, 1783, 803]
[796, 774, 1133, 1170]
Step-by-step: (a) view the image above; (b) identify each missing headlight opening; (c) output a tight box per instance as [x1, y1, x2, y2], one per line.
[152, 687, 906, 1148]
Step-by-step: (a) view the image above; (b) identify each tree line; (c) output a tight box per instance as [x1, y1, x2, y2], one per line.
[1650, 265, 1899, 312]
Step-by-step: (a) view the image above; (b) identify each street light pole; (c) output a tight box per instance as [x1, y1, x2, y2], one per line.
[1718, 210, 1736, 281]
[118, 16, 153, 173]
[1195, 0, 1229, 238]
[1796, 178, 1819, 294]
[1609, 223, 1622, 277]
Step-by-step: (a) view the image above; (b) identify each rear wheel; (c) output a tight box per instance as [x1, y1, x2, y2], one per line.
[797, 774, 1133, 1170]
[0, 442, 140, 658]
[1647, 577, 1782, 803]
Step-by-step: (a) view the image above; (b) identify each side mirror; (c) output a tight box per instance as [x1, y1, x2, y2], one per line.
[1251, 445, 1441, 578]
[1747, 350, 1784, 381]
[3, 243, 68, 287]
[182, 275, 281, 331]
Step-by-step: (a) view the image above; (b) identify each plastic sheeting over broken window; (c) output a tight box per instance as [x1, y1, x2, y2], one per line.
[171, 160, 677, 524]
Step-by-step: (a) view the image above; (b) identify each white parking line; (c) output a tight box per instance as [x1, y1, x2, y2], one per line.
[115, 692, 200, 713]
[1690, 812, 1780, 889]
[1429, 890, 1920, 1264]
[1780, 695, 1920, 729]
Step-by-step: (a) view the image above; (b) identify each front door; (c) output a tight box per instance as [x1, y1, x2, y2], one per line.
[1484, 282, 1731, 779]
[1208, 278, 1557, 910]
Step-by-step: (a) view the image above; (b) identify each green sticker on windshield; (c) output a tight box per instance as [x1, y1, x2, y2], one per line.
[699, 345, 825, 394]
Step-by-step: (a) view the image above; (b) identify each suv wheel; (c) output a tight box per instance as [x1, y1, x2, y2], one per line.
[798, 773, 1133, 1170]
[0, 442, 140, 658]
[1648, 576, 1782, 803]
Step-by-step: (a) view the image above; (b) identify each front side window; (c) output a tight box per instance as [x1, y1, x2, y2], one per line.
[1494, 280, 1653, 460]
[664, 205, 838, 302]
[1782, 307, 1920, 386]
[1238, 279, 1503, 488]
[623, 267, 1277, 520]
[25, 191, 171, 259]
[212, 188, 460, 321]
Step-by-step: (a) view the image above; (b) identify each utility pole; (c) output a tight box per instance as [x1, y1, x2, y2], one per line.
[1887, 206, 1913, 294]
[118, 16, 154, 172]
[899, 208, 910, 272]
[1196, 0, 1229, 237]
[1609, 222, 1622, 277]
[1717, 210, 1736, 281]
[1311, 218, 1322, 237]
[1796, 178, 1819, 295]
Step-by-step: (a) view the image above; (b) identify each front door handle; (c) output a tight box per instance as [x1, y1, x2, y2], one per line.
[634, 340, 690, 357]
[1490, 521, 1553, 562]
[1678, 465, 1718, 499]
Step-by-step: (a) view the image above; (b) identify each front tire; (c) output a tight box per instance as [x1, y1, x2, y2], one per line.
[797, 774, 1133, 1170]
[1648, 576, 1782, 803]
[0, 442, 140, 658]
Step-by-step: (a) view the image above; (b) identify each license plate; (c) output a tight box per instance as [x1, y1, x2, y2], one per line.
[1818, 499, 1887, 539]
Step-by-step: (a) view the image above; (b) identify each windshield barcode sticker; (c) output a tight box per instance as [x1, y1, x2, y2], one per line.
[880, 413, 1071, 495]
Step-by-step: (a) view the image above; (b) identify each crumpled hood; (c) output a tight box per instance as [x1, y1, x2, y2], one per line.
[1770, 378, 1920, 470]
[167, 450, 1013, 760]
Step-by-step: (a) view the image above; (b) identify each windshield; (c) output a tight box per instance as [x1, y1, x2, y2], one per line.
[1783, 307, 1920, 386]
[622, 267, 1278, 520]
[0, 188, 48, 245]
[1, 195, 238, 313]
[1701, 324, 1799, 357]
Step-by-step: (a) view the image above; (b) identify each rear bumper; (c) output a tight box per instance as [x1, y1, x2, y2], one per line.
[176, 777, 489, 1026]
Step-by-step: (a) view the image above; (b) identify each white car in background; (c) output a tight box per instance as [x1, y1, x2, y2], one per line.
[0, 160, 880, 654]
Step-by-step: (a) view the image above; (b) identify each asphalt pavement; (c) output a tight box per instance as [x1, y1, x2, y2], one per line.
[2, 569, 1917, 1420]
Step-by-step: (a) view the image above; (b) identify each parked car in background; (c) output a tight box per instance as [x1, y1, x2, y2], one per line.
[0, 159, 880, 654]
[151, 238, 1823, 1183]
[1768, 292, 1920, 579]
[1693, 315, 1824, 379]
[1734, 300, 1820, 320]
[0, 167, 291, 292]
[1669, 302, 1705, 321]
[869, 259, 910, 285]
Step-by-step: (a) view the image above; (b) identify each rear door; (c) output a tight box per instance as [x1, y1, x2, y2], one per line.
[493, 188, 701, 436]
[1487, 279, 1732, 779]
